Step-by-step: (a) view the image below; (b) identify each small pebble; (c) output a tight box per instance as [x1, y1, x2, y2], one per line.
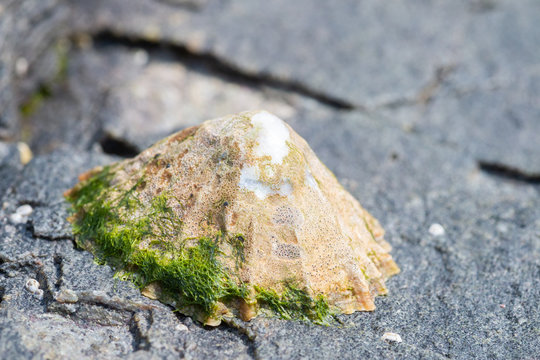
[8, 204, 33, 224]
[16, 204, 33, 217]
[8, 213, 25, 224]
[133, 49, 149, 66]
[382, 332, 403, 343]
[56, 289, 79, 303]
[17, 142, 33, 165]
[15, 57, 29, 76]
[428, 223, 445, 236]
[25, 278, 44, 298]
[175, 323, 189, 332]
[496, 223, 509, 233]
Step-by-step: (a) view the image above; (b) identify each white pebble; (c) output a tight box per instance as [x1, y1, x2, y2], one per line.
[133, 49, 149, 66]
[175, 323, 189, 332]
[8, 204, 33, 224]
[428, 223, 445, 236]
[25, 278, 43, 298]
[496, 223, 508, 233]
[382, 332, 402, 343]
[16, 204, 33, 217]
[15, 57, 29, 76]
[8, 213, 25, 224]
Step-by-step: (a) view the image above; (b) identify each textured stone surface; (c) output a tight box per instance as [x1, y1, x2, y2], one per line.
[70, 0, 540, 174]
[1, 0, 539, 358]
[96, 45, 297, 152]
[0, 0, 70, 139]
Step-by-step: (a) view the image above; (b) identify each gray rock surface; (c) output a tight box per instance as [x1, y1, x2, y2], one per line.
[69, 0, 540, 174]
[0, 0, 71, 139]
[1, 1, 539, 359]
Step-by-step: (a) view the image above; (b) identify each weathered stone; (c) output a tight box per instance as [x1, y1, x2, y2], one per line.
[0, 0, 70, 139]
[382, 74, 540, 174]
[98, 47, 297, 151]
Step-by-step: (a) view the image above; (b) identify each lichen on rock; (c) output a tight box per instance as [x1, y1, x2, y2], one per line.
[65, 110, 399, 325]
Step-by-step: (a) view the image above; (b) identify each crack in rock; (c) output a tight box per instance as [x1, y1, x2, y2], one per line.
[478, 161, 540, 185]
[92, 32, 356, 111]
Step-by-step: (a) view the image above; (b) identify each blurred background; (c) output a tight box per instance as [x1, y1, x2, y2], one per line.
[1, 0, 539, 172]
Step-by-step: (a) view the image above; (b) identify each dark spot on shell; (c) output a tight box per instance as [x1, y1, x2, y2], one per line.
[272, 242, 302, 259]
[161, 170, 172, 182]
[137, 181, 147, 191]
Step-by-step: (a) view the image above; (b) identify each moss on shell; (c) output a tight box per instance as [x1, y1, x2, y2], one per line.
[256, 281, 334, 325]
[66, 165, 333, 325]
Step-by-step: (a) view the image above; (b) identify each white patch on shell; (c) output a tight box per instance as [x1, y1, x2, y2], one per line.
[278, 180, 293, 197]
[239, 165, 292, 200]
[305, 168, 319, 190]
[250, 111, 290, 164]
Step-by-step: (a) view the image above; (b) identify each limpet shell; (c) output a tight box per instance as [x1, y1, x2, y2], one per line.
[66, 110, 399, 325]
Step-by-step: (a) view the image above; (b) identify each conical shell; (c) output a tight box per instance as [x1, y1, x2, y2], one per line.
[66, 110, 399, 325]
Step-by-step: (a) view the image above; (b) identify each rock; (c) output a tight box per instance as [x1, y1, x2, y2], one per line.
[383, 74, 540, 175]
[16, 143, 32, 165]
[0, 0, 70, 139]
[66, 110, 399, 325]
[70, 0, 540, 110]
[0, 142, 24, 201]
[69, 0, 540, 175]
[8, 205, 33, 225]
[428, 223, 445, 237]
[98, 46, 297, 152]
[55, 289, 78, 303]
[24, 278, 43, 299]
[381, 332, 402, 343]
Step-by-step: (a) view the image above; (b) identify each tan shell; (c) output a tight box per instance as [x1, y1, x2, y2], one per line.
[72, 110, 399, 322]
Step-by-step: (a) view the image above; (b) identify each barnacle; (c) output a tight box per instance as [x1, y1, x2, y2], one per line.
[65, 110, 399, 325]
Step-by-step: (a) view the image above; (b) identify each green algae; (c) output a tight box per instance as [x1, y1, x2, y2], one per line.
[66, 165, 333, 325]
[19, 39, 70, 118]
[66, 166, 246, 316]
[19, 85, 52, 117]
[256, 281, 335, 326]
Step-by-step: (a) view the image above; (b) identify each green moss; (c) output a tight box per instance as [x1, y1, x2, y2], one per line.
[226, 234, 246, 270]
[66, 166, 246, 316]
[256, 281, 335, 325]
[19, 85, 52, 117]
[19, 39, 70, 118]
[66, 166, 334, 325]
